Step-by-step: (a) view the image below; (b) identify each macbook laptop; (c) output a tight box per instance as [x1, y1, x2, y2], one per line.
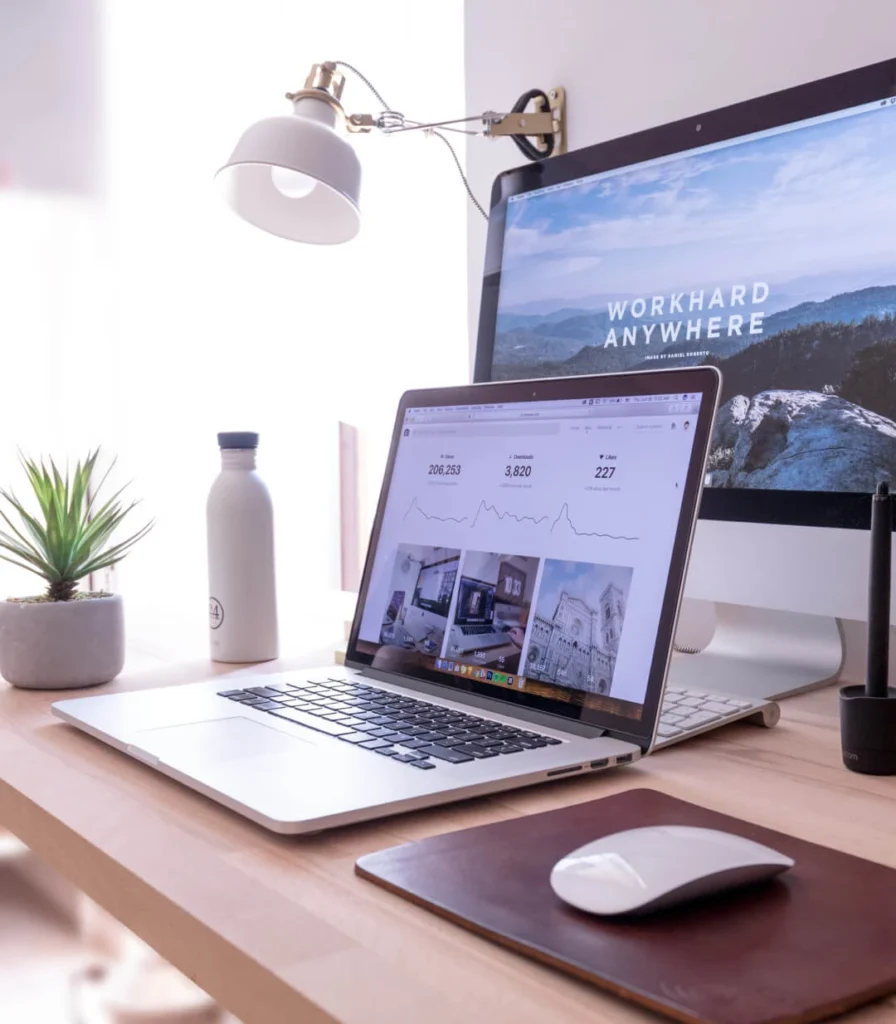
[54, 367, 726, 834]
[448, 574, 506, 652]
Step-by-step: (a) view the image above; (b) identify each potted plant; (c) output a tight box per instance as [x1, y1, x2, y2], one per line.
[0, 451, 152, 689]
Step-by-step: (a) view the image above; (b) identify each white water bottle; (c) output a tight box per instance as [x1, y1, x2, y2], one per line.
[207, 432, 279, 663]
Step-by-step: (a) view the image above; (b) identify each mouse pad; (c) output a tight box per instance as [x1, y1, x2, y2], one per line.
[355, 788, 896, 1024]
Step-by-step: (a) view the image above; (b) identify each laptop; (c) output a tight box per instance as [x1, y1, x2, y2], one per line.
[54, 367, 729, 835]
[448, 574, 506, 652]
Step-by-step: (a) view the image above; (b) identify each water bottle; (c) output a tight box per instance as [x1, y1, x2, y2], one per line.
[207, 432, 279, 662]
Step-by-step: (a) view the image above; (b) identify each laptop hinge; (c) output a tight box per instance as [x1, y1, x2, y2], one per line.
[605, 727, 651, 754]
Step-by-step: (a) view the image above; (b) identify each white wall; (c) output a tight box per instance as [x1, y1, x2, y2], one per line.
[104, 0, 469, 657]
[464, 0, 896, 344]
[463, 0, 896, 677]
[0, 2, 467, 662]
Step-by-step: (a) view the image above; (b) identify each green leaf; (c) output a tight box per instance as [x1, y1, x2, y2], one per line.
[0, 533, 55, 575]
[0, 449, 153, 596]
[76, 520, 155, 575]
[0, 491, 52, 551]
[0, 553, 54, 581]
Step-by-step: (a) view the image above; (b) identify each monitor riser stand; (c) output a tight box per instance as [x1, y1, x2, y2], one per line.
[667, 602, 845, 702]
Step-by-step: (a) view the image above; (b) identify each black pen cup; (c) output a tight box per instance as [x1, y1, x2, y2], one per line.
[840, 685, 896, 775]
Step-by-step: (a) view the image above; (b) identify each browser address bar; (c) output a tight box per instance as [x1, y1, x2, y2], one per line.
[411, 422, 561, 438]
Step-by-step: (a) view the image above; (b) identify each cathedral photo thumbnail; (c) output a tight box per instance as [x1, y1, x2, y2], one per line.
[525, 559, 633, 695]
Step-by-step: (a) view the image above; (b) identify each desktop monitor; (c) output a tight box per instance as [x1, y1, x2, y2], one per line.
[473, 57, 896, 699]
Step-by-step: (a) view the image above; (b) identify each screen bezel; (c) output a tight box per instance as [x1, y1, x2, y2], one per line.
[345, 366, 720, 751]
[472, 56, 896, 532]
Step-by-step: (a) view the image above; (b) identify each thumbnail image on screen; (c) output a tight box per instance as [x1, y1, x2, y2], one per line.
[413, 558, 458, 617]
[377, 544, 460, 656]
[524, 559, 633, 695]
[454, 577, 495, 625]
[493, 100, 896, 493]
[446, 551, 539, 674]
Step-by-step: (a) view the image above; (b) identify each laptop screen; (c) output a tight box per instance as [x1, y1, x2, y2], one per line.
[348, 369, 717, 744]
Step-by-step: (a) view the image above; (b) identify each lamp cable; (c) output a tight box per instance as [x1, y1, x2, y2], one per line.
[332, 61, 489, 220]
[430, 130, 489, 220]
[333, 60, 392, 111]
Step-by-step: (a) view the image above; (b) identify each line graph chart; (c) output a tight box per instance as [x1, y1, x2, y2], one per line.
[402, 496, 638, 541]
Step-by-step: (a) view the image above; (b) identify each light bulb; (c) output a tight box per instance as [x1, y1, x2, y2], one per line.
[270, 166, 317, 199]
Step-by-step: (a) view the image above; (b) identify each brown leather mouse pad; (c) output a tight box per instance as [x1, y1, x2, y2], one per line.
[356, 788, 896, 1024]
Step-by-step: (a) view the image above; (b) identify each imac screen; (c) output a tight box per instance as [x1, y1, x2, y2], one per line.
[489, 95, 896, 494]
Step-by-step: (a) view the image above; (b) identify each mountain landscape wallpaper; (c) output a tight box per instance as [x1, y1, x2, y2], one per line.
[493, 100, 896, 492]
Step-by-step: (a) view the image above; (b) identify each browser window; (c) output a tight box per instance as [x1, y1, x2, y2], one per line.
[356, 393, 702, 720]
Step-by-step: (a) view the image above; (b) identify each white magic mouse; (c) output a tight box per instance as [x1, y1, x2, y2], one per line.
[550, 825, 794, 916]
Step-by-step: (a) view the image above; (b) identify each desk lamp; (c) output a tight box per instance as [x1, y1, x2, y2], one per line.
[216, 60, 566, 243]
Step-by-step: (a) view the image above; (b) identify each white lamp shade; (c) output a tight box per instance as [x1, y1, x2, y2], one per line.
[216, 97, 361, 244]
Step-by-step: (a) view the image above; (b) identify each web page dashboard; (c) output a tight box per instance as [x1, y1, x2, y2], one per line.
[356, 393, 702, 719]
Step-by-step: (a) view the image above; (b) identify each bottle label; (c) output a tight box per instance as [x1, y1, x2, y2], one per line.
[209, 597, 225, 630]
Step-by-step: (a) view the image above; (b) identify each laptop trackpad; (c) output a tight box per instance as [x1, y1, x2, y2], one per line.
[137, 716, 319, 763]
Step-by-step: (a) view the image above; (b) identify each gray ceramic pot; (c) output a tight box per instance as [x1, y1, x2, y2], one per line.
[0, 594, 125, 689]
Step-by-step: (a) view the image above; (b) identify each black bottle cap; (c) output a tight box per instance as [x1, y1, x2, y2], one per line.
[217, 432, 259, 450]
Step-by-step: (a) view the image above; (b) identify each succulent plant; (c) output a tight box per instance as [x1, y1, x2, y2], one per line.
[0, 450, 152, 601]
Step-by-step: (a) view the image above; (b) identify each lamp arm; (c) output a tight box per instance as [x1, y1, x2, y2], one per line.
[343, 112, 480, 134]
[319, 60, 565, 155]
[296, 61, 567, 220]
[343, 98, 566, 157]
[351, 113, 486, 135]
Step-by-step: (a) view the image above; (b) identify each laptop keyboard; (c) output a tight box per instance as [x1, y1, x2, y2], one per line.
[459, 625, 499, 636]
[217, 676, 563, 769]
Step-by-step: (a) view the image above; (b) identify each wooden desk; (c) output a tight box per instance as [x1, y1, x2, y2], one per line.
[2, 657, 895, 1024]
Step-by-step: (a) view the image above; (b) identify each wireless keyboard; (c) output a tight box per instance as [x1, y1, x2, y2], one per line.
[655, 686, 780, 749]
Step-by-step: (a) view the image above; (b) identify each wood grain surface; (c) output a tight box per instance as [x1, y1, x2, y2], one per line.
[2, 653, 895, 1024]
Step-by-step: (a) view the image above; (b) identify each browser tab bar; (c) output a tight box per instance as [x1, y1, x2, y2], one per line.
[405, 393, 702, 426]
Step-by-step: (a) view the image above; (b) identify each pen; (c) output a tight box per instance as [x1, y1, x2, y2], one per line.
[866, 481, 891, 699]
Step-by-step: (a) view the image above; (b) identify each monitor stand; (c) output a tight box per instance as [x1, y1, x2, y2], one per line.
[667, 603, 845, 701]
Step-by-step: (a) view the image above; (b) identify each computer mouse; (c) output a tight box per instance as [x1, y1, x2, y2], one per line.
[550, 825, 794, 916]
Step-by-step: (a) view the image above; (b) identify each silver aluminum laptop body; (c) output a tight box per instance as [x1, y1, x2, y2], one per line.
[53, 369, 720, 834]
